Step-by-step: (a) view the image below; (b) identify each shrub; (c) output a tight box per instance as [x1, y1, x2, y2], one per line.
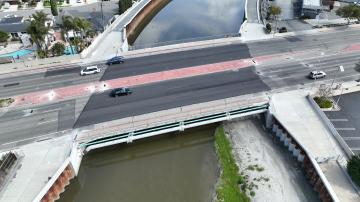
[347, 155, 360, 187]
[314, 96, 333, 108]
[265, 23, 272, 34]
[0, 98, 14, 108]
[37, 50, 47, 58]
[0, 30, 9, 42]
[51, 42, 65, 56]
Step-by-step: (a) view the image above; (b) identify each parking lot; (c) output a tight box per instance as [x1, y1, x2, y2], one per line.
[325, 92, 360, 154]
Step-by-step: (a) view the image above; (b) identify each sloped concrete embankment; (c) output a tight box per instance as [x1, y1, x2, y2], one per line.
[266, 113, 340, 202]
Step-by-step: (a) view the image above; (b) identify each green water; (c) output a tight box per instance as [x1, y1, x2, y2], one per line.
[58, 125, 219, 202]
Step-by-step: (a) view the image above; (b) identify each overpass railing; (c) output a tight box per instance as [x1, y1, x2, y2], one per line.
[80, 103, 268, 150]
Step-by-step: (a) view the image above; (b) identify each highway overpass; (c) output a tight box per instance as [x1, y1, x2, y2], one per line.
[1, 27, 360, 148]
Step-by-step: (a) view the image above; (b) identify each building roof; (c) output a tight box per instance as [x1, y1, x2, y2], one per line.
[0, 16, 23, 24]
[0, 16, 28, 33]
[303, 0, 321, 7]
[0, 22, 30, 33]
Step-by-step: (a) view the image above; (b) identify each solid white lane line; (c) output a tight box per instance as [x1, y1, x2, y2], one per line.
[37, 119, 57, 125]
[330, 119, 348, 121]
[336, 128, 356, 131]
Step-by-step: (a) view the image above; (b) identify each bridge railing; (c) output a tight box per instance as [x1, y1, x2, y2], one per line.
[128, 33, 241, 50]
[77, 92, 268, 144]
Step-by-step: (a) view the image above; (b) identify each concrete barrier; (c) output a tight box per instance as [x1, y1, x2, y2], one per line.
[306, 95, 354, 158]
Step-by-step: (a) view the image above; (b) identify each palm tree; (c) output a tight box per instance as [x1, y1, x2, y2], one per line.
[32, 11, 50, 25]
[27, 19, 49, 53]
[73, 17, 92, 41]
[61, 15, 76, 54]
[27, 11, 51, 56]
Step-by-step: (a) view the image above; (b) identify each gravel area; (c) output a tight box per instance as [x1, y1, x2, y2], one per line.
[224, 117, 320, 202]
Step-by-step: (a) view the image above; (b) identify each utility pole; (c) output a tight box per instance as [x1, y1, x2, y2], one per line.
[100, 0, 105, 31]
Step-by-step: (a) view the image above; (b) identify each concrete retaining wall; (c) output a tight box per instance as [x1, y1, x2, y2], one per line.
[269, 114, 340, 202]
[306, 95, 354, 158]
[32, 159, 75, 202]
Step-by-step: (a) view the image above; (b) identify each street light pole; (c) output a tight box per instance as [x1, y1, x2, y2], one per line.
[330, 65, 344, 89]
[100, 0, 105, 31]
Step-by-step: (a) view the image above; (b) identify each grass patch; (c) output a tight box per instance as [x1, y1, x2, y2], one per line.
[314, 96, 333, 108]
[246, 164, 264, 172]
[214, 126, 250, 202]
[0, 98, 14, 108]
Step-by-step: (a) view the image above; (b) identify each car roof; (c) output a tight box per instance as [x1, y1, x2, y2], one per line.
[310, 71, 325, 74]
[85, 65, 98, 69]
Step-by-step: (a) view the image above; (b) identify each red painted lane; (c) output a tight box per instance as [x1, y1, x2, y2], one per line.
[343, 43, 360, 52]
[11, 46, 356, 107]
[13, 59, 253, 106]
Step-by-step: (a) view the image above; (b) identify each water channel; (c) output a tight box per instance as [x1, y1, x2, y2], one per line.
[58, 125, 219, 202]
[130, 0, 245, 49]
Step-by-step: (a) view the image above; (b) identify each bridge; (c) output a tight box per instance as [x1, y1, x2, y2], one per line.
[1, 11, 360, 202]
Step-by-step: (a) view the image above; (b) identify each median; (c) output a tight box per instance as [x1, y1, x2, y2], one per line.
[0, 98, 14, 108]
[214, 126, 250, 202]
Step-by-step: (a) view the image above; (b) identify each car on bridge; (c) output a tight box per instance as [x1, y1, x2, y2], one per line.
[110, 87, 132, 97]
[309, 71, 326, 79]
[106, 56, 125, 65]
[80, 66, 101, 76]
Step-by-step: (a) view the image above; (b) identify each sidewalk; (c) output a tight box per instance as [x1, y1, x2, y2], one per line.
[85, 0, 151, 62]
[0, 134, 72, 202]
[271, 90, 360, 202]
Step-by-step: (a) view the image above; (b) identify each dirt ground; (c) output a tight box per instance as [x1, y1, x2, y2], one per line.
[224, 117, 320, 202]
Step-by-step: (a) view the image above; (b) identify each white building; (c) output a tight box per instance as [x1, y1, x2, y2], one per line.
[302, 0, 327, 17]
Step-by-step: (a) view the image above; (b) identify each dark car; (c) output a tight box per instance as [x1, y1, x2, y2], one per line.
[279, 27, 287, 33]
[106, 56, 125, 65]
[110, 87, 132, 97]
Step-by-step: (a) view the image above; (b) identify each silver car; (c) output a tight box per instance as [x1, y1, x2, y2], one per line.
[309, 71, 326, 79]
[80, 66, 100, 76]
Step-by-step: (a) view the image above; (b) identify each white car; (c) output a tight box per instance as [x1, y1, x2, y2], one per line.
[309, 71, 326, 79]
[80, 66, 100, 76]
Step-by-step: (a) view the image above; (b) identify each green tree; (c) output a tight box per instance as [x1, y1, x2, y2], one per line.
[348, 154, 360, 186]
[118, 0, 133, 14]
[61, 15, 76, 54]
[73, 17, 92, 40]
[0, 30, 9, 43]
[269, 5, 281, 33]
[50, 0, 58, 16]
[27, 11, 50, 56]
[32, 11, 50, 25]
[51, 42, 65, 56]
[336, 4, 360, 24]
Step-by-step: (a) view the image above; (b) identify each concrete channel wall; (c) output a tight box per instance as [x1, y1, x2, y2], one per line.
[268, 113, 340, 202]
[306, 95, 354, 158]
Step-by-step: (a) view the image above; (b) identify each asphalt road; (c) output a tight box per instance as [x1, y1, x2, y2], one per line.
[0, 96, 90, 146]
[3, 28, 360, 145]
[2, 26, 360, 98]
[0, 65, 105, 98]
[75, 67, 269, 127]
[325, 92, 360, 155]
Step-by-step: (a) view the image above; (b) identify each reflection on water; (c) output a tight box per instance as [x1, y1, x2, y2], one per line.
[131, 0, 245, 47]
[58, 125, 218, 202]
